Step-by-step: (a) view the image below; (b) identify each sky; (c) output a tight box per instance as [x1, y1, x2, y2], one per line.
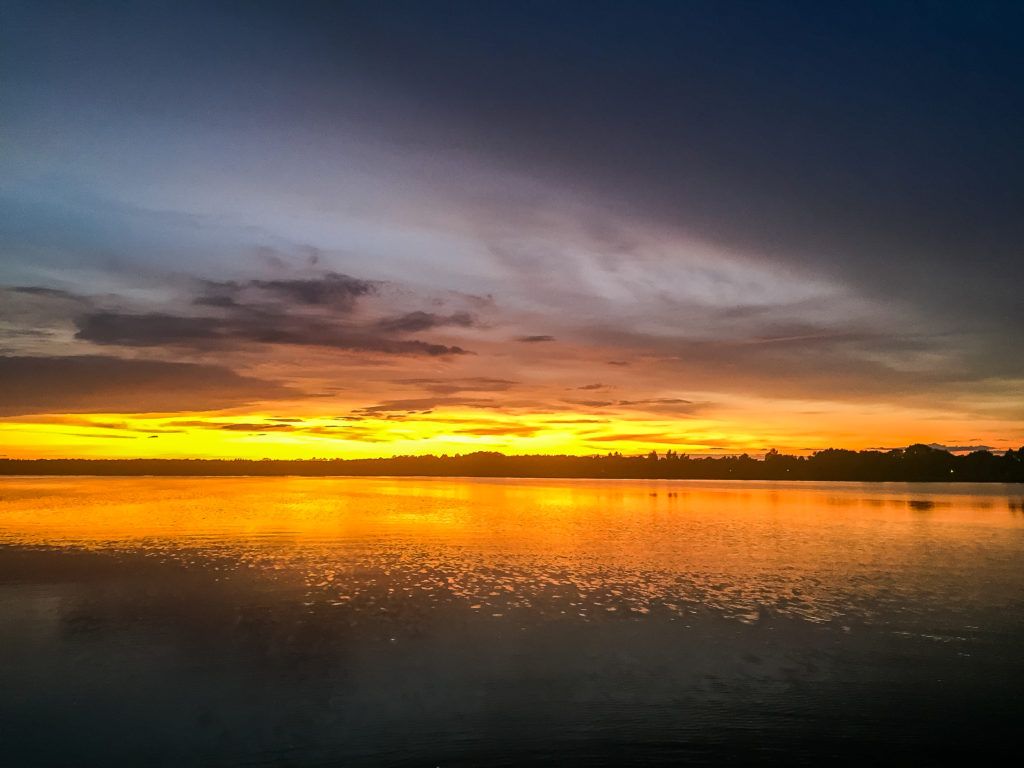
[1, 0, 1022, 459]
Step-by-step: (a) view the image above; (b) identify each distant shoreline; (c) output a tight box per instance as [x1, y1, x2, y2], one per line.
[1, 474, 1021, 486]
[2, 444, 1023, 483]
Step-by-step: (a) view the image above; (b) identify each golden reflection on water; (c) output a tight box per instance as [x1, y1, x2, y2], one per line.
[2, 477, 1023, 627]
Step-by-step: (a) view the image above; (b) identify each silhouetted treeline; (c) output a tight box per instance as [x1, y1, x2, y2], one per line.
[2, 444, 1023, 482]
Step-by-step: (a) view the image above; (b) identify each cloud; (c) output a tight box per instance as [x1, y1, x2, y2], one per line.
[398, 377, 516, 395]
[563, 397, 708, 417]
[586, 432, 688, 444]
[76, 312, 222, 346]
[194, 273, 377, 311]
[73, 310, 469, 356]
[578, 322, 984, 404]
[455, 425, 539, 437]
[617, 397, 695, 408]
[375, 311, 475, 333]
[217, 422, 297, 432]
[0, 285, 95, 346]
[4, 273, 477, 375]
[5, 415, 186, 435]
[516, 335, 555, 343]
[159, 418, 395, 441]
[0, 355, 294, 416]
[352, 397, 500, 415]
[8, 286, 89, 302]
[64, 270, 473, 356]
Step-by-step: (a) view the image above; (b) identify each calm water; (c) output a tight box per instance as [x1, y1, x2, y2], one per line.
[1, 477, 1023, 765]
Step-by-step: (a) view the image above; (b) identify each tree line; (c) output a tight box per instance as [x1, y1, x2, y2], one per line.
[2, 444, 1023, 482]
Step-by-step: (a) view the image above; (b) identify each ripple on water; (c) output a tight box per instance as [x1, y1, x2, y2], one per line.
[1, 477, 1023, 632]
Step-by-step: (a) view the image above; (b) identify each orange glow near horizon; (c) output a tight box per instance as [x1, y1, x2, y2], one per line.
[2, 398, 1019, 460]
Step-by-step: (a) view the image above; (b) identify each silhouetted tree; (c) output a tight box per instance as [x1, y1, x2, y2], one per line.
[1, 445, 1022, 482]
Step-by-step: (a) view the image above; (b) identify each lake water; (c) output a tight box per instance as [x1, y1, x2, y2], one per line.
[1, 477, 1023, 765]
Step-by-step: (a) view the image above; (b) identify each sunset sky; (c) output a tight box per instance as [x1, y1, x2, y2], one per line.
[2, 1, 1022, 459]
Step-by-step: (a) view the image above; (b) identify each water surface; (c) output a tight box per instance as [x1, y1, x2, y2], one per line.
[2, 477, 1022, 764]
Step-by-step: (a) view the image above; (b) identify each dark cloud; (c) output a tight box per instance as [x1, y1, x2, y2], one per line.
[0, 355, 294, 416]
[62, 271, 471, 356]
[3, 274, 475, 375]
[375, 311, 475, 333]
[516, 335, 555, 343]
[74, 309, 468, 356]
[251, 274, 375, 307]
[195, 273, 377, 312]
[9, 286, 88, 302]
[76, 312, 222, 346]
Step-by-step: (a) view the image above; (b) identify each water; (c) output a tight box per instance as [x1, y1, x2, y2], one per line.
[1, 477, 1022, 765]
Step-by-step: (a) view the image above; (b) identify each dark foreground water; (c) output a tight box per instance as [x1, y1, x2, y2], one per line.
[1, 477, 1023, 766]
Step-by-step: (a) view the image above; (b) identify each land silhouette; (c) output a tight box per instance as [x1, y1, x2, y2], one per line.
[2, 444, 1023, 482]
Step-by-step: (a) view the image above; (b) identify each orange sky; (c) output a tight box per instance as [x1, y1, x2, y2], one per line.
[2, 346, 1019, 459]
[2, 265, 1021, 458]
